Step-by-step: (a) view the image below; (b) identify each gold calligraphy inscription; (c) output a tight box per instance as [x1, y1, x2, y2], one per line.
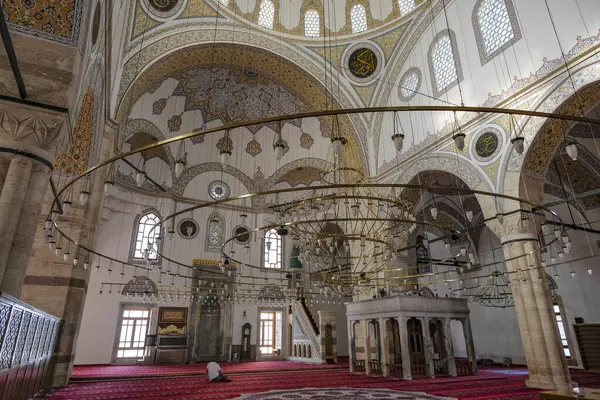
[476, 131, 499, 158]
[349, 48, 378, 78]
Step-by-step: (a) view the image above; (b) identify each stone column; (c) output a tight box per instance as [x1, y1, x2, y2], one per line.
[1, 163, 52, 296]
[348, 319, 354, 372]
[444, 318, 457, 377]
[0, 156, 33, 285]
[462, 317, 477, 374]
[363, 319, 371, 374]
[380, 318, 390, 377]
[398, 317, 412, 380]
[421, 317, 435, 378]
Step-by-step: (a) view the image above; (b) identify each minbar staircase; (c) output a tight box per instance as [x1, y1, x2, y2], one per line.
[300, 297, 319, 335]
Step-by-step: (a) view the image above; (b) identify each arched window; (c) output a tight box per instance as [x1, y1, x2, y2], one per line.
[304, 9, 320, 37]
[258, 0, 275, 29]
[130, 210, 161, 264]
[428, 29, 463, 97]
[350, 4, 368, 34]
[398, 0, 416, 15]
[205, 213, 226, 252]
[264, 229, 282, 269]
[473, 0, 521, 65]
[416, 245, 431, 274]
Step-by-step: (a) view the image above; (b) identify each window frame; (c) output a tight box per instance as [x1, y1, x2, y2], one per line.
[428, 29, 464, 98]
[205, 212, 226, 252]
[304, 9, 320, 37]
[112, 304, 152, 364]
[129, 208, 162, 266]
[472, 0, 522, 65]
[263, 228, 283, 269]
[259, 311, 277, 355]
[349, 3, 368, 34]
[397, 0, 416, 15]
[257, 0, 276, 29]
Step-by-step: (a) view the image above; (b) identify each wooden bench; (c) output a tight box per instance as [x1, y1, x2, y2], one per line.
[456, 359, 474, 376]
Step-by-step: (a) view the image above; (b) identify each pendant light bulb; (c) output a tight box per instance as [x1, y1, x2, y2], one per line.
[274, 142, 284, 161]
[570, 270, 576, 278]
[511, 136, 525, 155]
[79, 190, 89, 206]
[135, 171, 146, 187]
[73, 256, 79, 266]
[175, 161, 185, 177]
[587, 267, 593, 275]
[466, 210, 473, 222]
[391, 133, 405, 153]
[332, 138, 343, 156]
[453, 132, 466, 151]
[430, 207, 438, 220]
[565, 142, 578, 161]
[62, 201, 72, 215]
[104, 181, 113, 196]
[84, 261, 89, 270]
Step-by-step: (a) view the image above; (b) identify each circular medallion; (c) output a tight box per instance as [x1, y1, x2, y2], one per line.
[348, 48, 378, 78]
[233, 225, 251, 244]
[208, 180, 230, 200]
[398, 68, 422, 102]
[149, 0, 178, 12]
[91, 2, 101, 47]
[178, 218, 199, 240]
[342, 41, 385, 85]
[475, 131, 499, 158]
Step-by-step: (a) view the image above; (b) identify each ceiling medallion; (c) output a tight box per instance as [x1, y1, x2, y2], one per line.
[150, 0, 178, 12]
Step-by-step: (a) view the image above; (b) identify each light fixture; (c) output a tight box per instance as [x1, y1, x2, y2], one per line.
[62, 200, 72, 215]
[570, 269, 576, 278]
[175, 161, 185, 177]
[331, 137, 345, 156]
[63, 252, 69, 262]
[496, 213, 504, 225]
[73, 256, 79, 266]
[554, 229, 561, 240]
[562, 235, 570, 244]
[422, 238, 429, 247]
[466, 210, 473, 222]
[565, 142, 578, 161]
[430, 207, 438, 220]
[460, 247, 466, 257]
[273, 138, 286, 161]
[511, 136, 525, 154]
[391, 133, 404, 152]
[135, 171, 146, 187]
[587, 267, 593, 275]
[83, 260, 89, 270]
[51, 210, 59, 222]
[44, 219, 52, 230]
[79, 190, 89, 206]
[103, 180, 114, 196]
[453, 132, 466, 151]
[445, 241, 451, 252]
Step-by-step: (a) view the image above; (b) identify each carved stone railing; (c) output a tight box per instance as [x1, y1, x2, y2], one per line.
[291, 302, 321, 362]
[300, 298, 319, 335]
[0, 292, 60, 400]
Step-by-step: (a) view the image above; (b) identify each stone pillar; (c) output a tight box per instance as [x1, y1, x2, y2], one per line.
[398, 317, 412, 380]
[421, 317, 435, 378]
[363, 319, 371, 374]
[380, 318, 390, 377]
[462, 317, 477, 374]
[444, 318, 457, 377]
[2, 163, 52, 296]
[0, 156, 33, 286]
[348, 319, 354, 372]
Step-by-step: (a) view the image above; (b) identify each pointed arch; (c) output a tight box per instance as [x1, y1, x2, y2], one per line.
[129, 208, 162, 265]
[428, 29, 463, 98]
[472, 0, 521, 65]
[205, 212, 226, 252]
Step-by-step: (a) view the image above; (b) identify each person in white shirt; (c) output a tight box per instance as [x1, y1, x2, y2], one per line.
[206, 361, 230, 382]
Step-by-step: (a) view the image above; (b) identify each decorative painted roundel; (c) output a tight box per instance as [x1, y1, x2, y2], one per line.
[348, 48, 378, 78]
[233, 226, 251, 244]
[208, 180, 230, 200]
[475, 130, 500, 158]
[149, 0, 179, 12]
[178, 218, 199, 240]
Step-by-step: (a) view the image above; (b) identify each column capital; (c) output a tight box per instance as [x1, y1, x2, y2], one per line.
[0, 99, 69, 164]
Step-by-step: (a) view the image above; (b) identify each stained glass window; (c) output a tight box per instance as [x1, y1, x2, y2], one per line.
[131, 210, 161, 263]
[476, 0, 514, 56]
[258, 0, 275, 29]
[350, 4, 368, 34]
[264, 229, 282, 269]
[305, 9, 320, 37]
[398, 0, 416, 15]
[429, 31, 461, 96]
[205, 213, 226, 252]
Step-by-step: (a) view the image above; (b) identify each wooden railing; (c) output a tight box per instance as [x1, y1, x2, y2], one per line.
[389, 363, 403, 377]
[354, 359, 366, 372]
[0, 292, 60, 400]
[456, 359, 474, 376]
[369, 360, 382, 374]
[300, 298, 319, 335]
[411, 364, 427, 377]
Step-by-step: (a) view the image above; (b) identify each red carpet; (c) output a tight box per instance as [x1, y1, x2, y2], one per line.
[47, 363, 600, 400]
[71, 360, 349, 380]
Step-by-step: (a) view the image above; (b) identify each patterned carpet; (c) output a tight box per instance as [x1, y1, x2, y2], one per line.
[235, 388, 454, 400]
[46, 363, 600, 400]
[71, 360, 349, 380]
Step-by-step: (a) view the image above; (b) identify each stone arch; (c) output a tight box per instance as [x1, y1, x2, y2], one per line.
[262, 157, 333, 191]
[176, 163, 256, 197]
[499, 61, 600, 201]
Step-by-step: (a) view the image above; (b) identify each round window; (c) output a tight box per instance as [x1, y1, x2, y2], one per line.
[233, 226, 251, 244]
[398, 68, 421, 101]
[208, 181, 230, 200]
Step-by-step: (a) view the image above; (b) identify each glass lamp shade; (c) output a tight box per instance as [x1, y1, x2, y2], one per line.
[44, 220, 52, 230]
[83, 261, 89, 270]
[136, 171, 146, 187]
[430, 207, 438, 220]
[79, 191, 90, 206]
[73, 257, 79, 266]
[62, 201, 72, 215]
[466, 210, 473, 222]
[565, 142, 578, 161]
[63, 253, 69, 262]
[274, 144, 285, 160]
[511, 137, 525, 154]
[453, 132, 466, 151]
[422, 238, 429, 247]
[175, 162, 185, 177]
[220, 151, 231, 166]
[104, 181, 114, 196]
[587, 267, 593, 275]
[332, 138, 343, 156]
[445, 242, 451, 252]
[392, 133, 405, 153]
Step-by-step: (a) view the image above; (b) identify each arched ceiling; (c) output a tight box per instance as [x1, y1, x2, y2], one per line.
[117, 43, 367, 174]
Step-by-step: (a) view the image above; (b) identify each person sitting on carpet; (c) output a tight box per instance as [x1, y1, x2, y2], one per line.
[207, 361, 231, 382]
